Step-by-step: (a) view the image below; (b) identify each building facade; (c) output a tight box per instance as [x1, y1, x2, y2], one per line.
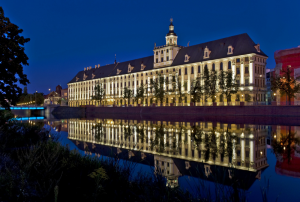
[274, 46, 300, 105]
[68, 20, 268, 107]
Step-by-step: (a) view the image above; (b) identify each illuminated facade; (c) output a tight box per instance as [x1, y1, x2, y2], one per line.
[68, 20, 268, 106]
[68, 119, 269, 180]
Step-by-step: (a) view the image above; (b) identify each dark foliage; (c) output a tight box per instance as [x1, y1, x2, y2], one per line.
[0, 7, 30, 109]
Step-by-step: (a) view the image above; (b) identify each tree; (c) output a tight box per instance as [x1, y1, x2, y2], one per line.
[0, 7, 30, 109]
[123, 87, 133, 106]
[170, 75, 186, 105]
[150, 74, 168, 106]
[134, 84, 146, 105]
[219, 70, 239, 104]
[189, 77, 203, 105]
[91, 82, 106, 106]
[203, 66, 219, 103]
[271, 67, 300, 105]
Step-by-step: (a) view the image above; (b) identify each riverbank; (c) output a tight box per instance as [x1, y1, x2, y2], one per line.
[0, 112, 194, 202]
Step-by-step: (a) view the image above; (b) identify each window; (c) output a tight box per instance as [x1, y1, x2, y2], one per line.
[173, 68, 175, 72]
[156, 58, 158, 63]
[246, 151, 249, 158]
[156, 51, 158, 55]
[161, 50, 163, 54]
[184, 54, 190, 62]
[227, 45, 234, 54]
[228, 61, 231, 69]
[236, 58, 240, 63]
[245, 66, 249, 74]
[245, 79, 249, 86]
[198, 65, 201, 73]
[161, 57, 163, 62]
[191, 66, 194, 74]
[220, 62, 223, 70]
[236, 67, 240, 74]
[203, 46, 210, 59]
[185, 68, 187, 75]
[167, 56, 169, 61]
[179, 69, 181, 75]
[212, 63, 215, 71]
[167, 49, 169, 53]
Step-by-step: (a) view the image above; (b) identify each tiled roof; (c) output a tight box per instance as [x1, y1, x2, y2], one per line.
[68, 33, 267, 84]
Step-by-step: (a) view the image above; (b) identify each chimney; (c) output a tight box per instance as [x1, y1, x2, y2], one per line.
[89, 66, 91, 70]
[95, 65, 97, 68]
[84, 67, 86, 71]
[98, 64, 100, 68]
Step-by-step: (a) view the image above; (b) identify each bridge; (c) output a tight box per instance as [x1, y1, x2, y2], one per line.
[0, 106, 46, 110]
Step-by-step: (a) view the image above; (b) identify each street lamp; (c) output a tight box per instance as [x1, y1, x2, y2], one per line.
[35, 91, 37, 106]
[49, 89, 51, 104]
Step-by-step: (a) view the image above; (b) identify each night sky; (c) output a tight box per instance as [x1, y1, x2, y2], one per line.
[2, 0, 300, 94]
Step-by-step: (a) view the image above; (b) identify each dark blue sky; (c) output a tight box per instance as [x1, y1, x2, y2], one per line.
[2, 0, 300, 94]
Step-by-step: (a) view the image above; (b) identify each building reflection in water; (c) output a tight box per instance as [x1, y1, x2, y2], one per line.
[271, 126, 300, 178]
[67, 119, 269, 189]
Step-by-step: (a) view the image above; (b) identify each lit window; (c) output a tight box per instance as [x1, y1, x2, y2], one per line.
[184, 54, 190, 62]
[227, 45, 234, 55]
[203, 46, 211, 59]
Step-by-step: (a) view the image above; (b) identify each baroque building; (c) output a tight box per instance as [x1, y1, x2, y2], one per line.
[68, 20, 268, 107]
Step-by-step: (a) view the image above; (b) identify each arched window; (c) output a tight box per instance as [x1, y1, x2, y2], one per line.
[228, 61, 231, 69]
[212, 63, 215, 71]
[220, 62, 223, 70]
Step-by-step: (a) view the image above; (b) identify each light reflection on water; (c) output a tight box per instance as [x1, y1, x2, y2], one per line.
[46, 118, 300, 201]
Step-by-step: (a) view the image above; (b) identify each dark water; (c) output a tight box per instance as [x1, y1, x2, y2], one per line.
[40, 118, 299, 202]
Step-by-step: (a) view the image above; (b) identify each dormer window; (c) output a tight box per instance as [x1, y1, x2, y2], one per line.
[83, 73, 88, 80]
[141, 63, 146, 70]
[227, 45, 234, 55]
[128, 63, 134, 73]
[117, 69, 122, 75]
[184, 54, 190, 62]
[92, 73, 95, 79]
[203, 46, 211, 59]
[76, 77, 79, 81]
[255, 44, 260, 52]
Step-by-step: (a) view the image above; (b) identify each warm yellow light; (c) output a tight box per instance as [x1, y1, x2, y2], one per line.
[260, 151, 262, 155]
[274, 93, 276, 96]
[274, 135, 276, 138]
[284, 147, 286, 150]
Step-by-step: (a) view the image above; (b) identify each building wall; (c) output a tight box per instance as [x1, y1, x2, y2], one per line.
[274, 46, 300, 104]
[68, 54, 267, 107]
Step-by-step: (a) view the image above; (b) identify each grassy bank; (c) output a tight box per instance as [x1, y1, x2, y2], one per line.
[0, 111, 193, 202]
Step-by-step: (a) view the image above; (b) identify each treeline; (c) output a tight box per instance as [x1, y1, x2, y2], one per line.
[92, 66, 252, 106]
